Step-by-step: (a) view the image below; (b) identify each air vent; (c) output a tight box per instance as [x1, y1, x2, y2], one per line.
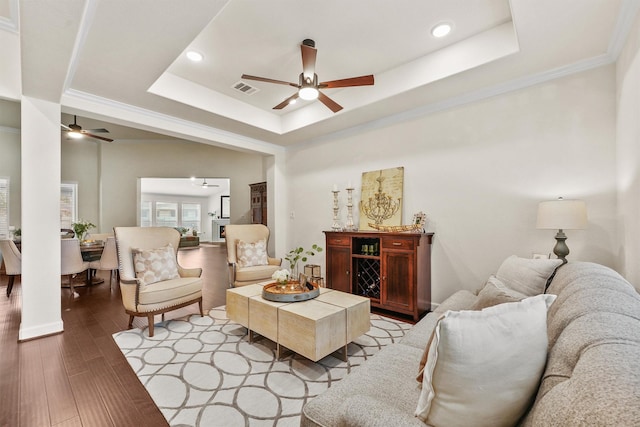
[233, 81, 259, 95]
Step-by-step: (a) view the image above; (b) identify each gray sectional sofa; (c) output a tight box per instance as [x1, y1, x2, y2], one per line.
[301, 260, 640, 426]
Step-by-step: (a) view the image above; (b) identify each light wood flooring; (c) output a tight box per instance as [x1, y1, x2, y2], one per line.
[0, 243, 229, 427]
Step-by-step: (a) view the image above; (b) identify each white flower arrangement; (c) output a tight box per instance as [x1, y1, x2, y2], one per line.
[271, 269, 290, 284]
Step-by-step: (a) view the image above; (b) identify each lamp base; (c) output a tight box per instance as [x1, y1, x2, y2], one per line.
[553, 229, 570, 263]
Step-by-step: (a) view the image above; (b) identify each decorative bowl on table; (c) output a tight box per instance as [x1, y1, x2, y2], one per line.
[262, 281, 320, 302]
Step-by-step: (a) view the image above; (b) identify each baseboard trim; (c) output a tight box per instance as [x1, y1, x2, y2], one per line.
[18, 320, 64, 342]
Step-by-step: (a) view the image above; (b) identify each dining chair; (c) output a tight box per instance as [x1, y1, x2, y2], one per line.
[114, 226, 203, 337]
[60, 228, 75, 239]
[89, 237, 118, 288]
[0, 240, 21, 297]
[61, 238, 90, 298]
[225, 224, 282, 287]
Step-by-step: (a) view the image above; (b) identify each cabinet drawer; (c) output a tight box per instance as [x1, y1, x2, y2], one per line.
[327, 235, 350, 247]
[382, 237, 415, 251]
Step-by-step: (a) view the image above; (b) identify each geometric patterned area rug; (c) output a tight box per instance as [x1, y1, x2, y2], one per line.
[112, 306, 411, 427]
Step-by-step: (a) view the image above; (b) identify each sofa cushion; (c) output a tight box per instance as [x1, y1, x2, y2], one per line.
[235, 264, 282, 283]
[301, 344, 424, 427]
[469, 275, 528, 310]
[415, 294, 557, 427]
[137, 276, 203, 306]
[416, 277, 528, 382]
[399, 290, 477, 350]
[496, 255, 563, 296]
[132, 244, 180, 286]
[236, 239, 268, 267]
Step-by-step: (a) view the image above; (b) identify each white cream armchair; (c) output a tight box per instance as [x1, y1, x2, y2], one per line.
[225, 224, 282, 287]
[114, 226, 203, 337]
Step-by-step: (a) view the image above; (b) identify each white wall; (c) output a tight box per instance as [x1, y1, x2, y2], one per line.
[287, 66, 618, 304]
[616, 12, 640, 291]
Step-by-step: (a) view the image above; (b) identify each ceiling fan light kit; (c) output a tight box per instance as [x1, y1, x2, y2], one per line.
[61, 115, 114, 142]
[241, 39, 374, 113]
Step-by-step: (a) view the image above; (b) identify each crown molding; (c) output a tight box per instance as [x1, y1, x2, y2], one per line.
[0, 0, 19, 33]
[607, 0, 640, 59]
[62, 88, 285, 155]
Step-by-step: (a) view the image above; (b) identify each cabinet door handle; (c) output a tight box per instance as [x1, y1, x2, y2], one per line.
[392, 242, 402, 246]
[346, 270, 350, 275]
[335, 239, 342, 243]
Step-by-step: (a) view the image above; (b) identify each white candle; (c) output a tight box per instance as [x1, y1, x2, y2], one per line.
[332, 184, 338, 191]
[347, 181, 352, 189]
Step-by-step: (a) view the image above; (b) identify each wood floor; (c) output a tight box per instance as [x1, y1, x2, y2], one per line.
[0, 243, 229, 427]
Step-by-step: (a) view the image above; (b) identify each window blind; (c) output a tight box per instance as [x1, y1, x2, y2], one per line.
[60, 183, 77, 229]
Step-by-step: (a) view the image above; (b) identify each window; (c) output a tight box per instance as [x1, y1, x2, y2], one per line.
[140, 199, 203, 231]
[60, 183, 78, 229]
[155, 202, 178, 227]
[0, 178, 8, 238]
[182, 203, 201, 231]
[140, 200, 152, 227]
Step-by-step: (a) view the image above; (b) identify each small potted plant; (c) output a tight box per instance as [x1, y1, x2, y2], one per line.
[72, 219, 96, 241]
[285, 244, 323, 277]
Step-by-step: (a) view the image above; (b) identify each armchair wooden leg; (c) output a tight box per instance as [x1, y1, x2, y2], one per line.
[128, 315, 134, 329]
[198, 299, 204, 316]
[6, 276, 15, 297]
[147, 314, 155, 337]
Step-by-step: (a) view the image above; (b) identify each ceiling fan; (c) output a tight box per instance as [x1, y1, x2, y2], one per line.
[61, 115, 114, 142]
[241, 39, 374, 113]
[199, 178, 219, 188]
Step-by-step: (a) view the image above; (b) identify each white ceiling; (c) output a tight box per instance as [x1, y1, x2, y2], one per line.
[0, 0, 637, 148]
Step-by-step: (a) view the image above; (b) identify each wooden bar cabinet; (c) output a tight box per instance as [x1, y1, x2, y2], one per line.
[324, 231, 434, 322]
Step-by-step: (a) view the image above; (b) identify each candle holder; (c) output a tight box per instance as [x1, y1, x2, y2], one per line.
[331, 190, 342, 231]
[345, 187, 356, 231]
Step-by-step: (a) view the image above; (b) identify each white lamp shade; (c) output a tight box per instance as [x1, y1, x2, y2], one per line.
[536, 199, 587, 230]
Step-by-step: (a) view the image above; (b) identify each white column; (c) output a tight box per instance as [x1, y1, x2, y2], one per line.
[266, 151, 287, 257]
[19, 96, 63, 341]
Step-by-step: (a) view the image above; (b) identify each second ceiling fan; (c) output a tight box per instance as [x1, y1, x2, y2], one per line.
[241, 39, 374, 113]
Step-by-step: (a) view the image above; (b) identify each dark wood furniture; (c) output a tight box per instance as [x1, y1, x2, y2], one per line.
[324, 231, 433, 322]
[249, 182, 267, 225]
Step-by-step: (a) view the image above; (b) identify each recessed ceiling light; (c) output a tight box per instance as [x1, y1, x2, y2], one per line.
[431, 23, 452, 38]
[186, 51, 203, 62]
[289, 98, 297, 105]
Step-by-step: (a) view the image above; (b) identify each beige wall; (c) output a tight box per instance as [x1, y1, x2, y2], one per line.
[616, 12, 640, 290]
[287, 65, 618, 305]
[0, 129, 21, 230]
[99, 139, 265, 233]
[0, 132, 267, 236]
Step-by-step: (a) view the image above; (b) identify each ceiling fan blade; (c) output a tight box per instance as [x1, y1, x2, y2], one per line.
[273, 93, 300, 110]
[241, 74, 298, 87]
[61, 124, 71, 131]
[318, 91, 343, 113]
[319, 75, 374, 89]
[82, 132, 114, 142]
[301, 43, 317, 79]
[85, 128, 110, 133]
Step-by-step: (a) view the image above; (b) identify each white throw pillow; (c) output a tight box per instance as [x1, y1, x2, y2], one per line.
[236, 239, 268, 268]
[132, 244, 180, 286]
[496, 255, 563, 296]
[415, 294, 557, 427]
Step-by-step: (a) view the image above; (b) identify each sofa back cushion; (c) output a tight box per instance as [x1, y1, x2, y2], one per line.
[496, 255, 563, 296]
[521, 262, 640, 426]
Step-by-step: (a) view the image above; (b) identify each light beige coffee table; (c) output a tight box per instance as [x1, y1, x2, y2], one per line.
[226, 283, 370, 362]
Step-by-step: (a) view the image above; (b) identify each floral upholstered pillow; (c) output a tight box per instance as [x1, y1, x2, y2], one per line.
[236, 239, 268, 268]
[132, 244, 180, 286]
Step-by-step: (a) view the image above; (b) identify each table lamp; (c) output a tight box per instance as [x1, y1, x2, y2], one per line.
[536, 197, 587, 262]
